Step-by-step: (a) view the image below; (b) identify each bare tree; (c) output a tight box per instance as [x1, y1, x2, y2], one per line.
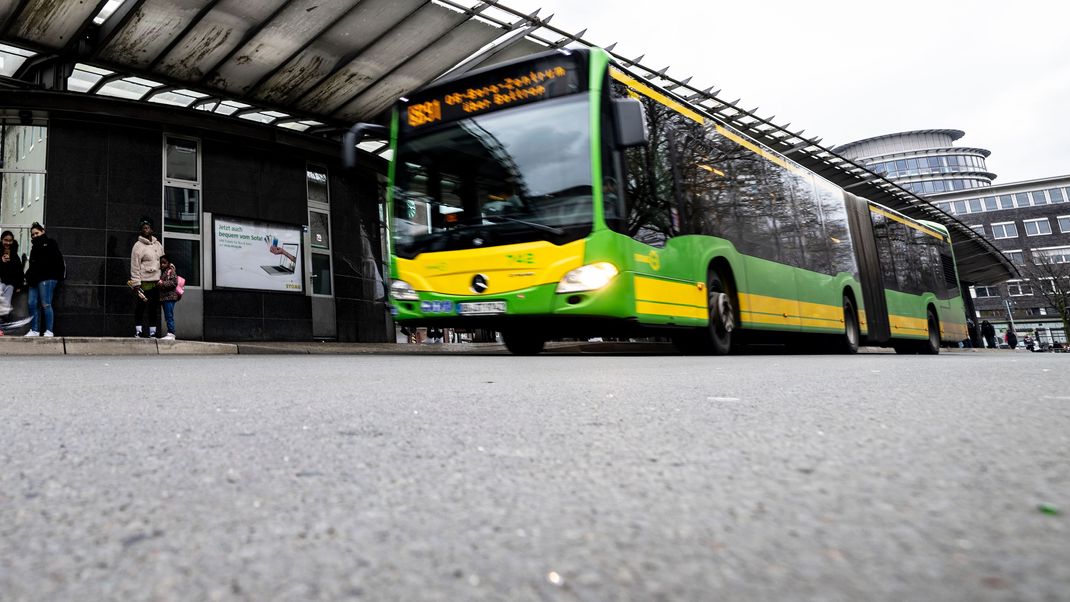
[1018, 252, 1070, 338]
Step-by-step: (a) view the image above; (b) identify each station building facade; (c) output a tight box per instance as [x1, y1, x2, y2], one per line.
[839, 130, 1069, 345]
[835, 129, 996, 197]
[1, 91, 390, 342]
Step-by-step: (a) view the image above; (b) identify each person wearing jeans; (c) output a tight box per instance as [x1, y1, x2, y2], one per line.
[157, 254, 179, 340]
[23, 222, 65, 337]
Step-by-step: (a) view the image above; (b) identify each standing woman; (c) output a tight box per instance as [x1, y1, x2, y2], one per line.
[0, 230, 24, 334]
[130, 217, 164, 338]
[23, 222, 65, 337]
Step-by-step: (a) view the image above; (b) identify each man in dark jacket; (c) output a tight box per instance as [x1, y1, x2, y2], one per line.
[980, 320, 996, 349]
[23, 222, 64, 337]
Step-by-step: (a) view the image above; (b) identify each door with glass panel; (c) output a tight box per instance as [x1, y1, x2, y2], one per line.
[307, 165, 336, 338]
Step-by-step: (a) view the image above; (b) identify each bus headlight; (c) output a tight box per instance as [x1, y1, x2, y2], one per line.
[390, 280, 419, 301]
[556, 262, 619, 293]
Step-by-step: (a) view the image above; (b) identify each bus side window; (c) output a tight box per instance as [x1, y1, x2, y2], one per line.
[871, 212, 899, 291]
[602, 78, 628, 234]
[618, 91, 676, 247]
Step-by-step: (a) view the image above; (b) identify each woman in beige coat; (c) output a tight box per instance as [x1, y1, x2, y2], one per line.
[130, 217, 164, 338]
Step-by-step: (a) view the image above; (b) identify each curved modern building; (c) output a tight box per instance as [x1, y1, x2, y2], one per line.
[835, 129, 996, 196]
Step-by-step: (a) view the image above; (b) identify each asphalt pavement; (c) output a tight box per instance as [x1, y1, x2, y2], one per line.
[0, 351, 1066, 601]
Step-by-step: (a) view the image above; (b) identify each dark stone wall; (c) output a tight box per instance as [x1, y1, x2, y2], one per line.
[46, 119, 161, 336]
[201, 139, 312, 341]
[41, 116, 389, 342]
[330, 165, 389, 342]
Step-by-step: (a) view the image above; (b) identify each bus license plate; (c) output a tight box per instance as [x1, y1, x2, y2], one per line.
[458, 301, 506, 315]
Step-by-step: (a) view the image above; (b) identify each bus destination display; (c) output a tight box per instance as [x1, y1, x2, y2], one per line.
[402, 56, 583, 131]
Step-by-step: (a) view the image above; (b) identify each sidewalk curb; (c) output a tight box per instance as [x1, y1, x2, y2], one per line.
[0, 337, 238, 356]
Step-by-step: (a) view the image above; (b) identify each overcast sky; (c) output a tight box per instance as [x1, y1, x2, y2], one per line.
[506, 0, 1070, 184]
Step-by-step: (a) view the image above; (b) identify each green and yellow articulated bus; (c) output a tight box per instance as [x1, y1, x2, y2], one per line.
[347, 48, 968, 355]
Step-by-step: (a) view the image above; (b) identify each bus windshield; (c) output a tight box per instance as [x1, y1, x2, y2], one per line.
[392, 95, 592, 258]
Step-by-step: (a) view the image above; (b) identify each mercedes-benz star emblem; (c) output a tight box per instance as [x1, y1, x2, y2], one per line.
[471, 274, 489, 294]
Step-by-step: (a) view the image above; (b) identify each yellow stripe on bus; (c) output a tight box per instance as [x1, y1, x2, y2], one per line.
[610, 69, 706, 124]
[889, 314, 928, 335]
[869, 206, 945, 241]
[636, 301, 708, 320]
[634, 276, 706, 319]
[610, 67, 802, 175]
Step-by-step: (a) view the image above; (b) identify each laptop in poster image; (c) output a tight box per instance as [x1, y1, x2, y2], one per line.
[261, 243, 298, 274]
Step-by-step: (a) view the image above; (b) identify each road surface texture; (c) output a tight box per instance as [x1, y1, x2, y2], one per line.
[1, 351, 1067, 601]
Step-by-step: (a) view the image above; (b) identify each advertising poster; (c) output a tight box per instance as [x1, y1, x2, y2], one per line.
[214, 216, 303, 292]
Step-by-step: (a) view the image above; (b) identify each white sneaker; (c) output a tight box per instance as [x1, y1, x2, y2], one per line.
[43, 331, 54, 337]
[24, 330, 39, 337]
[162, 333, 176, 340]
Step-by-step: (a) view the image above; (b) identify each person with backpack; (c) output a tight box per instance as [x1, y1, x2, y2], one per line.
[23, 222, 64, 337]
[156, 254, 183, 340]
[129, 217, 164, 338]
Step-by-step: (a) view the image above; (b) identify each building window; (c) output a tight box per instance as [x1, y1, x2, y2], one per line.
[163, 135, 201, 286]
[1036, 246, 1070, 264]
[973, 285, 999, 298]
[0, 120, 48, 252]
[1031, 190, 1049, 206]
[970, 224, 985, 236]
[1050, 188, 1066, 203]
[991, 222, 1018, 239]
[1015, 193, 1031, 208]
[952, 200, 966, 214]
[1023, 218, 1052, 236]
[1004, 250, 1024, 265]
[998, 194, 1014, 209]
[307, 163, 332, 296]
[1057, 216, 1070, 234]
[983, 196, 997, 211]
[1007, 281, 1034, 296]
[968, 198, 982, 213]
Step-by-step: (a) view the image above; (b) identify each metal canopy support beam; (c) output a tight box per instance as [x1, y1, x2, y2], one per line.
[90, 0, 151, 58]
[145, 0, 224, 72]
[64, 0, 112, 53]
[433, 11, 541, 82]
[240, 0, 373, 101]
[0, 0, 33, 38]
[286, 0, 433, 108]
[196, 1, 292, 86]
[326, 2, 493, 118]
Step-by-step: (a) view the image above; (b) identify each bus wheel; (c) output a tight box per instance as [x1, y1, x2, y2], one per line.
[502, 330, 545, 355]
[920, 309, 941, 355]
[838, 297, 860, 354]
[704, 271, 736, 355]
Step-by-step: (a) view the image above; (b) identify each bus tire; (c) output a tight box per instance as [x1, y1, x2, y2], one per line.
[838, 296, 861, 354]
[920, 309, 941, 355]
[502, 330, 545, 355]
[703, 270, 736, 355]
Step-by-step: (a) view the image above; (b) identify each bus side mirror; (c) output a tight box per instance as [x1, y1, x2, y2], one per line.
[342, 123, 389, 169]
[613, 98, 648, 148]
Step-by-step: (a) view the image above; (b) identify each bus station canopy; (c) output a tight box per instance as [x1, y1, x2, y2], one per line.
[0, 0, 1015, 284]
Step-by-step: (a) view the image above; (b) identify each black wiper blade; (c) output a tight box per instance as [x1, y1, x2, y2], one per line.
[484, 215, 565, 236]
